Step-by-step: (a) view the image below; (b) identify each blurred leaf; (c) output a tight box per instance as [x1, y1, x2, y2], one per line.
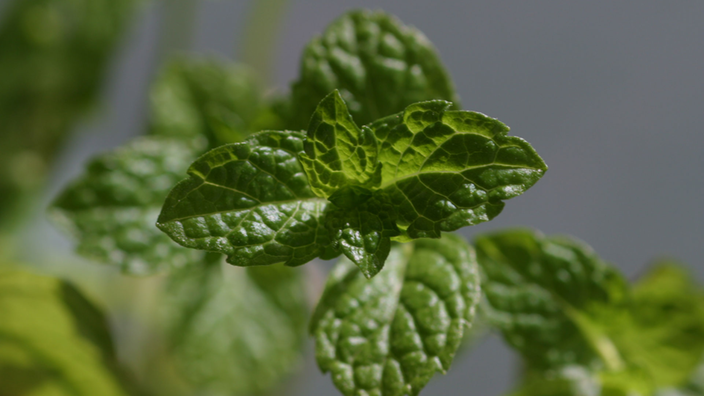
[610, 263, 704, 387]
[0, 268, 129, 395]
[51, 58, 278, 274]
[149, 57, 284, 148]
[51, 136, 206, 275]
[475, 229, 628, 371]
[0, 0, 141, 228]
[368, 100, 547, 241]
[158, 260, 308, 396]
[288, 9, 460, 128]
[477, 230, 704, 395]
[311, 235, 481, 396]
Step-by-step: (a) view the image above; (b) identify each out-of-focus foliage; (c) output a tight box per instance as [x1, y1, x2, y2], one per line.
[0, 268, 129, 396]
[149, 57, 285, 148]
[476, 230, 704, 396]
[51, 135, 205, 275]
[51, 58, 277, 275]
[0, 0, 140, 228]
[151, 260, 308, 396]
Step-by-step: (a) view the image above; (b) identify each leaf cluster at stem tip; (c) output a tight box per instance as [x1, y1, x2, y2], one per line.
[156, 89, 547, 278]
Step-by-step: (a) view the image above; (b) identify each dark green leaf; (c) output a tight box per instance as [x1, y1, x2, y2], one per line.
[51, 136, 205, 274]
[289, 9, 459, 128]
[0, 268, 128, 395]
[311, 235, 480, 396]
[372, 102, 547, 240]
[474, 229, 627, 371]
[299, 90, 381, 198]
[325, 190, 399, 278]
[161, 261, 308, 396]
[157, 131, 333, 267]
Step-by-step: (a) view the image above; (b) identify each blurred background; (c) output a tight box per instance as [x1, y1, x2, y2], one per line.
[2, 1, 703, 395]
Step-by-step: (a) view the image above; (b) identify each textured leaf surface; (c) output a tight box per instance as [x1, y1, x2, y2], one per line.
[0, 269, 127, 396]
[51, 136, 205, 274]
[289, 9, 459, 128]
[371, 102, 547, 239]
[311, 235, 480, 396]
[162, 261, 308, 396]
[300, 90, 381, 199]
[157, 131, 332, 267]
[325, 190, 400, 278]
[475, 229, 627, 371]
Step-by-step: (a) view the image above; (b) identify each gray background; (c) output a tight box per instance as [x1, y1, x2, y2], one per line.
[12, 1, 704, 395]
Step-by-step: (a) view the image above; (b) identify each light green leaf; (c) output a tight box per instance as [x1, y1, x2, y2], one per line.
[160, 260, 308, 396]
[474, 229, 627, 371]
[149, 57, 283, 148]
[0, 268, 128, 396]
[371, 102, 547, 239]
[289, 9, 460, 129]
[311, 235, 481, 396]
[325, 190, 399, 279]
[51, 136, 205, 275]
[157, 131, 333, 267]
[299, 90, 381, 199]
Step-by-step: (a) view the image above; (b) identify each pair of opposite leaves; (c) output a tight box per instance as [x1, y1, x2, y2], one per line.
[156, 90, 548, 278]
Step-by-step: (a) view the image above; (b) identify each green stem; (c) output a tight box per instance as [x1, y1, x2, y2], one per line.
[238, 0, 289, 88]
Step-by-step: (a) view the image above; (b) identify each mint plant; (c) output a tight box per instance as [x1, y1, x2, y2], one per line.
[27, 7, 703, 396]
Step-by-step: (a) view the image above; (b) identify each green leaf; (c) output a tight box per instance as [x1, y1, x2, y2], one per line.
[371, 101, 547, 240]
[325, 190, 400, 279]
[289, 9, 460, 129]
[474, 229, 628, 371]
[0, 268, 128, 396]
[299, 90, 381, 199]
[607, 263, 704, 388]
[311, 235, 481, 396]
[157, 131, 333, 267]
[51, 136, 205, 275]
[160, 260, 308, 396]
[149, 57, 283, 148]
[477, 230, 704, 394]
